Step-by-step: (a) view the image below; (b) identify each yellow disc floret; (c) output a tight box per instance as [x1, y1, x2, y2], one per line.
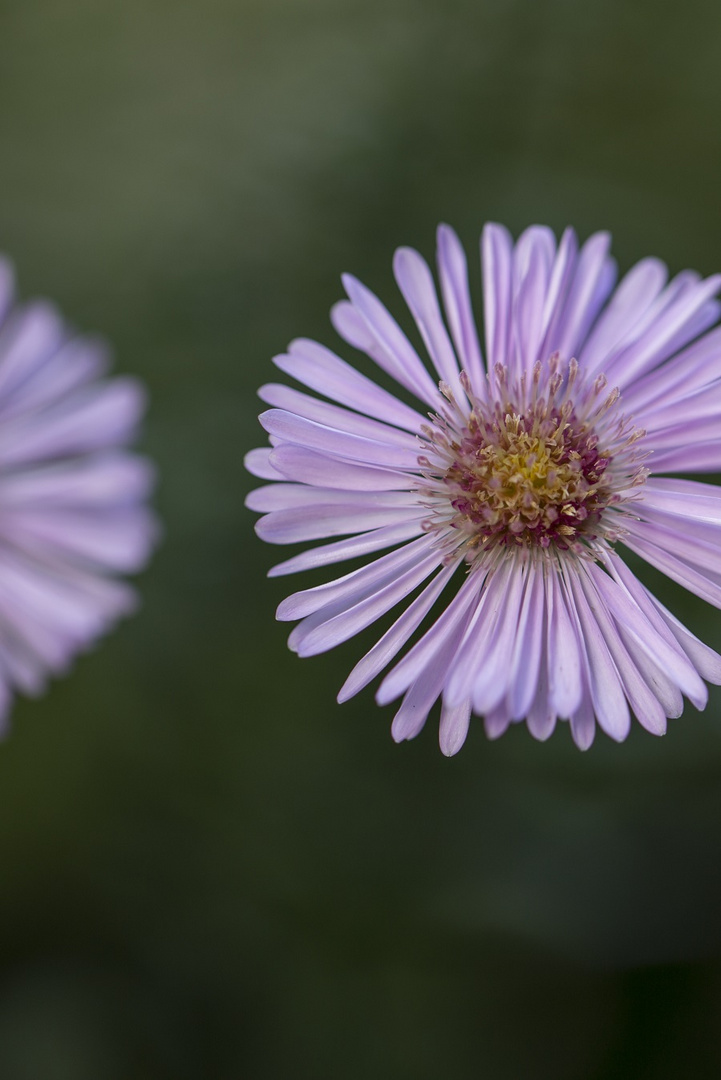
[443, 407, 611, 550]
[417, 357, 648, 560]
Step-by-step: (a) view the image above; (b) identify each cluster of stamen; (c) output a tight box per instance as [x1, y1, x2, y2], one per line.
[444, 403, 611, 550]
[417, 356, 648, 562]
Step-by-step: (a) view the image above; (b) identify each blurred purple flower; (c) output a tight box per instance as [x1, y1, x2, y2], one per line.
[247, 224, 721, 753]
[0, 258, 156, 726]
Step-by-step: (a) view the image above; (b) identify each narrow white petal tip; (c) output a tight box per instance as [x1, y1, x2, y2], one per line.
[375, 680, 398, 707]
[570, 718, 596, 751]
[483, 712, 511, 740]
[687, 687, 709, 711]
[329, 301, 349, 331]
[570, 725, 594, 751]
[482, 221, 511, 239]
[606, 726, 632, 745]
[483, 724, 505, 742]
[257, 410, 274, 433]
[275, 597, 298, 622]
[439, 699, 472, 755]
[393, 245, 415, 264]
[527, 718, 557, 743]
[439, 734, 466, 757]
[641, 722, 667, 737]
[390, 714, 409, 744]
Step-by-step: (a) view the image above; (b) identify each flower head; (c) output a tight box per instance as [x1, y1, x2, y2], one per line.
[247, 224, 721, 752]
[0, 257, 156, 727]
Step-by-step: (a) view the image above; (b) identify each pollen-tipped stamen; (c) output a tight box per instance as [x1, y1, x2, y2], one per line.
[416, 356, 648, 562]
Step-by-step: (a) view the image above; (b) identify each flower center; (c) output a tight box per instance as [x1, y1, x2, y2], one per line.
[444, 406, 612, 550]
[418, 357, 648, 560]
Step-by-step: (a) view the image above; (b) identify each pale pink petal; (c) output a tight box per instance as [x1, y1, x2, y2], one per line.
[538, 227, 578, 360]
[569, 692, 596, 751]
[244, 447, 286, 480]
[470, 562, 528, 715]
[276, 338, 425, 432]
[604, 274, 721, 388]
[391, 602, 475, 743]
[270, 444, 412, 492]
[341, 274, 442, 407]
[567, 572, 630, 742]
[578, 567, 667, 735]
[259, 409, 421, 470]
[507, 564, 545, 720]
[377, 566, 487, 706]
[483, 703, 512, 740]
[588, 559, 705, 707]
[338, 562, 459, 702]
[649, 441, 721, 474]
[277, 535, 439, 622]
[268, 520, 424, 578]
[256, 503, 423, 545]
[436, 224, 485, 390]
[258, 383, 420, 449]
[622, 529, 721, 611]
[443, 558, 514, 708]
[481, 223, 513, 381]
[550, 231, 615, 359]
[621, 324, 721, 415]
[295, 549, 445, 658]
[439, 697, 472, 756]
[246, 484, 418, 513]
[546, 571, 584, 719]
[580, 257, 668, 371]
[525, 625, 556, 742]
[393, 246, 466, 405]
[623, 515, 721, 588]
[511, 226, 554, 375]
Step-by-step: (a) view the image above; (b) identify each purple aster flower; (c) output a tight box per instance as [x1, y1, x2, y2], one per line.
[0, 257, 156, 727]
[247, 223, 721, 753]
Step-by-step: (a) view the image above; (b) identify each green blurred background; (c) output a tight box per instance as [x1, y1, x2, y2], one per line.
[1, 0, 721, 1076]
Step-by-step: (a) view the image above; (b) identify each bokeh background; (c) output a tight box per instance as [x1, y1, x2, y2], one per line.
[1, 0, 721, 1076]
